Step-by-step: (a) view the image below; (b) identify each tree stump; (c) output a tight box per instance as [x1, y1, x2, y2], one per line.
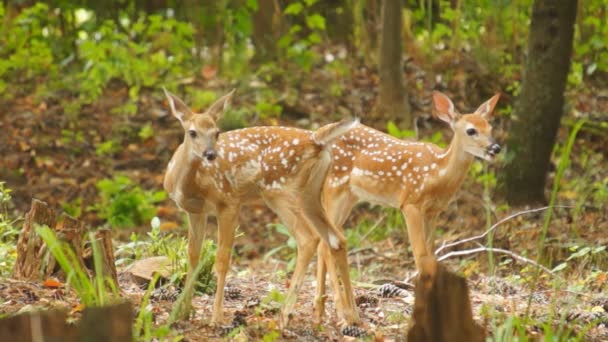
[407, 257, 485, 342]
[0, 302, 133, 342]
[12, 199, 118, 287]
[13, 199, 57, 280]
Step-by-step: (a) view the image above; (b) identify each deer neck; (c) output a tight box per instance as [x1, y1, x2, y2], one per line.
[436, 132, 474, 187]
[168, 143, 204, 191]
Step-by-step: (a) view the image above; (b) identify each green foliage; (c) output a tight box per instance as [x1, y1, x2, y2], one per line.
[0, 182, 20, 276]
[278, 0, 326, 72]
[264, 223, 296, 272]
[386, 121, 416, 139]
[91, 175, 166, 229]
[71, 14, 195, 114]
[115, 217, 216, 295]
[36, 226, 119, 306]
[0, 3, 58, 99]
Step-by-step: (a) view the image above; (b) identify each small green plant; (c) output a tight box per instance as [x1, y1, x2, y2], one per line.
[386, 121, 416, 139]
[138, 124, 155, 140]
[264, 223, 297, 272]
[36, 226, 119, 306]
[91, 175, 166, 229]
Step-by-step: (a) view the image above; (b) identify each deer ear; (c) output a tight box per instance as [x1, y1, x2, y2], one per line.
[206, 89, 236, 121]
[432, 91, 457, 125]
[163, 88, 193, 124]
[474, 93, 500, 119]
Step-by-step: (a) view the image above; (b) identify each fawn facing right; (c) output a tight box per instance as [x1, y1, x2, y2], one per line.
[162, 89, 360, 327]
[314, 91, 501, 321]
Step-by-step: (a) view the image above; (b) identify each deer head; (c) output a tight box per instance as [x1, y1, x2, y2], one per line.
[164, 88, 235, 161]
[433, 91, 501, 161]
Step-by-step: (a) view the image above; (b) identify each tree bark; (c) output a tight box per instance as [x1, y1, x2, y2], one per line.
[501, 0, 578, 205]
[252, 0, 281, 63]
[374, 0, 412, 128]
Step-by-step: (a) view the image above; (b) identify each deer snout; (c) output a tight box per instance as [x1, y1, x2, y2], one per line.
[203, 150, 217, 161]
[487, 143, 501, 156]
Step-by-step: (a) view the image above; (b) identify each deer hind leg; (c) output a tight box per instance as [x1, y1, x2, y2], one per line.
[181, 212, 207, 319]
[263, 194, 320, 328]
[314, 191, 357, 323]
[402, 204, 432, 270]
[211, 205, 239, 324]
[301, 195, 360, 326]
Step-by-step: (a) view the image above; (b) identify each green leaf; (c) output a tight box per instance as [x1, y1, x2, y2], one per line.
[306, 14, 326, 30]
[284, 3, 303, 15]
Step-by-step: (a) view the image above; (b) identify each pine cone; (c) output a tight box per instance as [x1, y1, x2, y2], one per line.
[342, 325, 367, 338]
[224, 286, 242, 300]
[377, 283, 408, 298]
[150, 287, 179, 302]
[356, 294, 379, 307]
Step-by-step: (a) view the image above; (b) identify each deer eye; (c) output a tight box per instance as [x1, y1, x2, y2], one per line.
[466, 128, 477, 136]
[188, 130, 197, 138]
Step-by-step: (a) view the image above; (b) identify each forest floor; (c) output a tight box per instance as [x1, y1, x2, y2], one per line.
[1, 58, 607, 340]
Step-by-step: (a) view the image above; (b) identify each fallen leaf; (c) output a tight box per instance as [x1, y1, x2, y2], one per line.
[70, 303, 85, 315]
[160, 221, 180, 232]
[42, 278, 63, 288]
[201, 65, 218, 80]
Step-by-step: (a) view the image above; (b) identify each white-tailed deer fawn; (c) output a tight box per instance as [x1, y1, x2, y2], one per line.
[162, 89, 361, 327]
[314, 91, 501, 321]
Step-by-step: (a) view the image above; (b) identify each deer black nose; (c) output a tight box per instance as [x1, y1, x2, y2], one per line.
[488, 143, 501, 155]
[203, 150, 217, 161]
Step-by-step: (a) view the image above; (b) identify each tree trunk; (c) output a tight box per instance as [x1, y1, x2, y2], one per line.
[374, 0, 412, 128]
[501, 0, 578, 205]
[252, 0, 281, 63]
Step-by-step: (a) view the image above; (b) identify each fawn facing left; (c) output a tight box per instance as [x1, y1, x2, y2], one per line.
[162, 88, 361, 327]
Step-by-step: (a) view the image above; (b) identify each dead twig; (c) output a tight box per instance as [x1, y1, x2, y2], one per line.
[435, 205, 571, 256]
[437, 244, 554, 275]
[403, 206, 571, 283]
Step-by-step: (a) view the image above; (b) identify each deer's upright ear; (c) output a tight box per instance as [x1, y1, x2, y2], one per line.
[432, 91, 458, 125]
[206, 89, 236, 122]
[163, 88, 193, 124]
[474, 93, 500, 119]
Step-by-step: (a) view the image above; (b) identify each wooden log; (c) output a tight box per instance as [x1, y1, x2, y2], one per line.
[407, 257, 485, 342]
[0, 303, 133, 342]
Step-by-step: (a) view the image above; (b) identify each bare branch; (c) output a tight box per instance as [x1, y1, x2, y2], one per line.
[435, 205, 571, 255]
[436, 245, 554, 275]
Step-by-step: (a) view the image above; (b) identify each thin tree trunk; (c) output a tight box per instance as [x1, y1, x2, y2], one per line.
[374, 0, 412, 128]
[252, 0, 281, 63]
[502, 0, 578, 205]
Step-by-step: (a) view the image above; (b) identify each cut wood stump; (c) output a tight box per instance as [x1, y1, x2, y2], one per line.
[12, 198, 118, 287]
[0, 302, 133, 342]
[407, 257, 485, 342]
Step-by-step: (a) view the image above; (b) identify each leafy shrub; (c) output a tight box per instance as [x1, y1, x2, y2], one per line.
[0, 182, 20, 276]
[91, 175, 165, 229]
[0, 3, 58, 98]
[70, 13, 195, 114]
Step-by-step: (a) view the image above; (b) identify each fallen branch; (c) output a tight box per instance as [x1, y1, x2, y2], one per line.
[403, 206, 570, 283]
[437, 244, 554, 275]
[435, 205, 571, 256]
